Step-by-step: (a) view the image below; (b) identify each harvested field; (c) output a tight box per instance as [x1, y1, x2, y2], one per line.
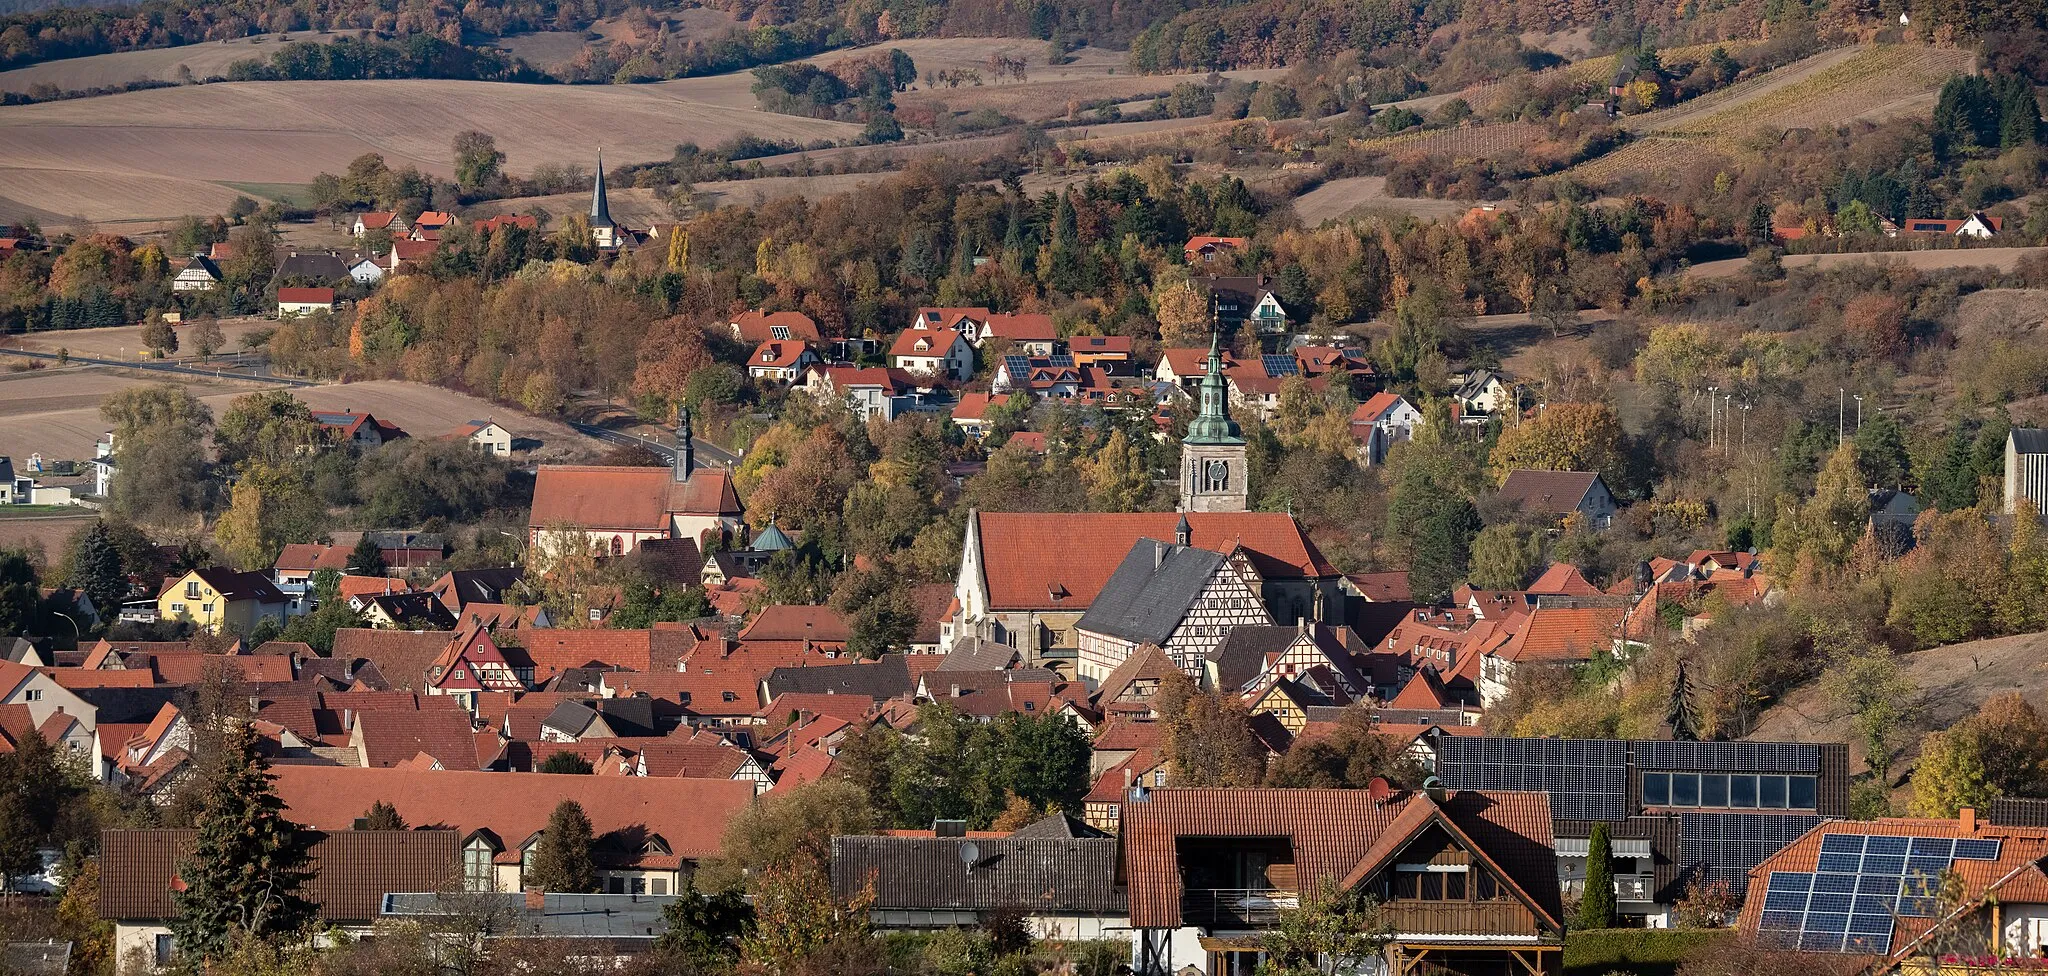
[5, 318, 276, 361]
[1686, 246, 2048, 279]
[0, 78, 859, 226]
[0, 516, 100, 560]
[1291, 176, 1472, 226]
[0, 371, 598, 463]
[0, 32, 344, 95]
[812, 37, 1127, 80]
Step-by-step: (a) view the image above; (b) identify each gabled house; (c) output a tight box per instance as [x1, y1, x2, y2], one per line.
[799, 365, 923, 422]
[360, 591, 456, 630]
[1454, 370, 1519, 419]
[991, 355, 1111, 398]
[890, 328, 974, 383]
[1901, 212, 2003, 238]
[908, 307, 993, 342]
[1155, 347, 1238, 390]
[747, 340, 819, 383]
[977, 313, 1058, 355]
[948, 392, 1016, 440]
[1496, 470, 1619, 530]
[408, 211, 454, 239]
[528, 410, 743, 557]
[832, 815, 1125, 937]
[312, 411, 406, 447]
[171, 254, 221, 292]
[423, 630, 527, 709]
[1073, 525, 1274, 683]
[1193, 275, 1287, 335]
[1183, 236, 1248, 265]
[449, 419, 512, 456]
[268, 764, 755, 894]
[1069, 335, 1134, 373]
[155, 568, 289, 635]
[276, 287, 336, 318]
[1350, 392, 1423, 465]
[729, 310, 822, 346]
[1122, 786, 1564, 976]
[351, 212, 406, 238]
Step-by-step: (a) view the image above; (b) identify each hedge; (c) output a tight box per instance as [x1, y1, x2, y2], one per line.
[1564, 927, 1735, 976]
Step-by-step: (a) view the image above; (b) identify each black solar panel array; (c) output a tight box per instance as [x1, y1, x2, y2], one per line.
[1048, 354, 1075, 368]
[1435, 738, 1628, 821]
[1003, 355, 1031, 377]
[1758, 833, 2003, 953]
[1634, 740, 1821, 773]
[1680, 812, 1824, 888]
[1260, 354, 1299, 377]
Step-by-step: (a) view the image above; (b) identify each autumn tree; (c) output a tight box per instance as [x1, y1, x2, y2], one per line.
[1083, 428, 1152, 511]
[216, 460, 326, 570]
[1488, 401, 1626, 488]
[697, 779, 880, 893]
[1265, 706, 1420, 788]
[140, 312, 179, 358]
[1153, 272, 1211, 347]
[189, 316, 225, 361]
[215, 390, 323, 466]
[452, 130, 506, 193]
[360, 800, 408, 830]
[1771, 442, 1868, 577]
[101, 384, 215, 524]
[1258, 877, 1391, 975]
[1912, 694, 2048, 818]
[1156, 670, 1267, 787]
[1467, 523, 1542, 590]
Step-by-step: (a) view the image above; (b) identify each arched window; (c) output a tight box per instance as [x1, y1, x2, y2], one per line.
[610, 535, 625, 556]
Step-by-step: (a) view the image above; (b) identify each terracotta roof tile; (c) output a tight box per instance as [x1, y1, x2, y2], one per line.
[971, 511, 1337, 611]
[99, 828, 457, 922]
[268, 765, 755, 862]
[331, 629, 454, 692]
[353, 708, 483, 768]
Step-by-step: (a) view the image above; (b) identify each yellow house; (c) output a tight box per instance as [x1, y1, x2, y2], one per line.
[157, 568, 290, 635]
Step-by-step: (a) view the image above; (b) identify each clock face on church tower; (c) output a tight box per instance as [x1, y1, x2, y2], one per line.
[1205, 458, 1231, 491]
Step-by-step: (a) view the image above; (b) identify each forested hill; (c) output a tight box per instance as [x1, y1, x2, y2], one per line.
[2, 0, 2038, 75]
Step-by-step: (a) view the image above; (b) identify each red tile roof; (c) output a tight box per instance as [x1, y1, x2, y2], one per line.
[472, 214, 538, 234]
[277, 286, 335, 304]
[99, 828, 457, 922]
[890, 329, 963, 358]
[1351, 392, 1407, 425]
[738, 605, 852, 643]
[529, 465, 742, 531]
[970, 511, 1338, 611]
[950, 392, 1015, 423]
[1526, 563, 1601, 597]
[353, 708, 484, 768]
[1493, 606, 1624, 664]
[269, 765, 756, 864]
[275, 543, 352, 573]
[731, 310, 822, 344]
[749, 339, 812, 370]
[981, 312, 1056, 342]
[1346, 571, 1411, 602]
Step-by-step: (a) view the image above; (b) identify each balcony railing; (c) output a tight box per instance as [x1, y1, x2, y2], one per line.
[1378, 902, 1548, 939]
[1182, 889, 1298, 926]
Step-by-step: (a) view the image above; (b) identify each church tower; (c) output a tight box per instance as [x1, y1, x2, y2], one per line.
[590, 150, 621, 251]
[1180, 326, 1248, 513]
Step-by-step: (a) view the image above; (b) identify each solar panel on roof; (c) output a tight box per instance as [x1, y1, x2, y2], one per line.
[1261, 354, 1299, 377]
[1049, 355, 1075, 368]
[1769, 833, 2007, 953]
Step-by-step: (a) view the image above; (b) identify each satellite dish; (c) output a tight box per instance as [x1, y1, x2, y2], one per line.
[959, 842, 982, 868]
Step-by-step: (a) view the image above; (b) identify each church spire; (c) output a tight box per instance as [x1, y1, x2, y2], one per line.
[590, 149, 614, 229]
[674, 405, 695, 483]
[1184, 323, 1243, 446]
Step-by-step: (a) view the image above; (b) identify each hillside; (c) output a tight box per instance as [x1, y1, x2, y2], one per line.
[1749, 631, 2048, 785]
[0, 76, 858, 226]
[0, 31, 342, 94]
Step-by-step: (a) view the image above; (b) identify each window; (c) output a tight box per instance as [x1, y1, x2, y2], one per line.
[607, 876, 626, 894]
[1392, 865, 1470, 901]
[651, 878, 669, 895]
[520, 844, 537, 883]
[611, 535, 625, 556]
[186, 581, 200, 599]
[171, 602, 186, 612]
[155, 934, 176, 966]
[464, 839, 495, 891]
[201, 603, 213, 613]
[631, 877, 647, 895]
[771, 325, 790, 340]
[1644, 772, 1816, 810]
[721, 691, 737, 703]
[22, 689, 40, 702]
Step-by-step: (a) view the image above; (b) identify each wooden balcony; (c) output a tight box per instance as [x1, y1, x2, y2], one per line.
[1378, 901, 1549, 940]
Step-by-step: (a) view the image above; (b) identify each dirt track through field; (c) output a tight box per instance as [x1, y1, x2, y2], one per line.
[1686, 246, 2048, 279]
[1291, 176, 1472, 226]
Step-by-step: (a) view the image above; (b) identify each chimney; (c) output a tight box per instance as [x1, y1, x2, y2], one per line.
[1123, 767, 1133, 791]
[525, 887, 545, 910]
[950, 684, 961, 698]
[1961, 807, 1978, 835]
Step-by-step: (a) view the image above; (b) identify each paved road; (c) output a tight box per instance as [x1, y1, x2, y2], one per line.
[0, 347, 314, 386]
[567, 421, 741, 468]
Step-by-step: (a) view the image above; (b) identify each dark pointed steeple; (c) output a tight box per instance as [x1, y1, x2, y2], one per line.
[1175, 513, 1192, 547]
[590, 149, 615, 230]
[673, 406, 695, 483]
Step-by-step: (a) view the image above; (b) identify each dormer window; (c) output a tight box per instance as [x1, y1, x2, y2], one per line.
[722, 691, 737, 702]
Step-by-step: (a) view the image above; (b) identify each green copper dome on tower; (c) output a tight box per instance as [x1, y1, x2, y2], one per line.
[752, 513, 794, 552]
[1184, 327, 1243, 446]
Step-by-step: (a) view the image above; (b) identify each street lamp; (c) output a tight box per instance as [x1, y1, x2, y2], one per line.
[1853, 395, 1864, 431]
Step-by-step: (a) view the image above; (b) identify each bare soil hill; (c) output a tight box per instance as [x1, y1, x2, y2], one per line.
[0, 515, 101, 559]
[1687, 247, 2048, 279]
[5, 318, 275, 360]
[1749, 631, 2048, 783]
[0, 78, 859, 226]
[900, 66, 1287, 122]
[1291, 176, 1471, 225]
[0, 32, 344, 95]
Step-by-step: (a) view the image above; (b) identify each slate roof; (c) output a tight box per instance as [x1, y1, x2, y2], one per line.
[428, 568, 523, 612]
[2013, 428, 2048, 455]
[935, 636, 1020, 672]
[99, 828, 458, 922]
[1075, 540, 1226, 646]
[761, 655, 912, 702]
[366, 592, 456, 629]
[832, 831, 1124, 912]
[275, 252, 353, 281]
[1207, 625, 1303, 692]
[382, 892, 679, 938]
[1497, 470, 1607, 515]
[188, 567, 287, 604]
